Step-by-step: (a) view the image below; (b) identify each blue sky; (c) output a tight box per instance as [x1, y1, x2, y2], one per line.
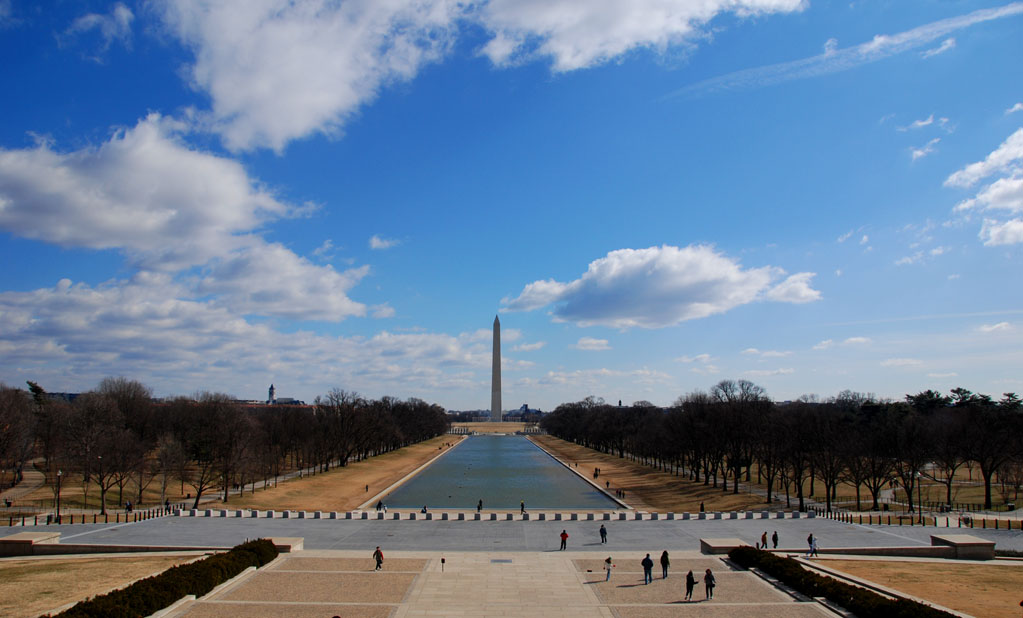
[1, 0, 1021, 409]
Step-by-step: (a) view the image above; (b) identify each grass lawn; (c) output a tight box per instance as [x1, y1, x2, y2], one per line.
[214, 435, 462, 511]
[0, 553, 203, 618]
[821, 558, 1023, 618]
[530, 435, 768, 512]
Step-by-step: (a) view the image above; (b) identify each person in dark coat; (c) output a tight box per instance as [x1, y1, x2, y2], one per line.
[684, 570, 697, 601]
[372, 546, 384, 571]
[704, 568, 716, 599]
[772, 530, 778, 548]
[659, 550, 670, 579]
[641, 554, 654, 584]
[599, 524, 607, 544]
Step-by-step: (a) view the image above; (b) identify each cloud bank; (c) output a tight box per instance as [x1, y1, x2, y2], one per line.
[502, 245, 819, 328]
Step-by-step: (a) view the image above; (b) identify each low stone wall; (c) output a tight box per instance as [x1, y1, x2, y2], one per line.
[176, 509, 818, 522]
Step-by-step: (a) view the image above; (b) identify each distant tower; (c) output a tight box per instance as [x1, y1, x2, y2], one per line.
[491, 315, 502, 422]
[268, 384, 276, 405]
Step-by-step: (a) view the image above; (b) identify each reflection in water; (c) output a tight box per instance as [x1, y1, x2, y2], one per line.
[382, 435, 619, 509]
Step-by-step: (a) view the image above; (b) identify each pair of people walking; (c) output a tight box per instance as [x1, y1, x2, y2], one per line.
[639, 552, 669, 583]
[682, 569, 714, 600]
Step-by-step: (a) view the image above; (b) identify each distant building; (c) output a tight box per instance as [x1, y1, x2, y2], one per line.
[267, 384, 276, 405]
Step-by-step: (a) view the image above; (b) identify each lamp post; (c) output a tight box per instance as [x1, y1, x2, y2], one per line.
[916, 471, 923, 525]
[55, 469, 62, 524]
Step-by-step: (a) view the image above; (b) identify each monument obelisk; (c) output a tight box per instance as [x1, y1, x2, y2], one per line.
[491, 315, 502, 422]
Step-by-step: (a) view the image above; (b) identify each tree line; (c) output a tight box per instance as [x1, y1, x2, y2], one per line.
[540, 381, 1023, 512]
[0, 378, 448, 511]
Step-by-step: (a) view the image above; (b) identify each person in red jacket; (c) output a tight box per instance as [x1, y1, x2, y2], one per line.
[559, 530, 569, 550]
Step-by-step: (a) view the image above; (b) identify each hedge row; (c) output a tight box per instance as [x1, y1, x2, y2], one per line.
[728, 546, 955, 618]
[49, 539, 279, 618]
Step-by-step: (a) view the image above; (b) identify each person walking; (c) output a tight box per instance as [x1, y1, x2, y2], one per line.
[761, 531, 768, 550]
[604, 556, 613, 581]
[806, 533, 815, 557]
[659, 550, 670, 579]
[520, 500, 525, 515]
[771, 530, 778, 549]
[684, 570, 697, 601]
[641, 554, 654, 584]
[477, 499, 482, 513]
[704, 568, 716, 599]
[560, 530, 569, 550]
[599, 524, 607, 544]
[372, 546, 384, 571]
[810, 537, 819, 557]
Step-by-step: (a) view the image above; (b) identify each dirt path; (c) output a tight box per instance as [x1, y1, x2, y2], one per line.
[530, 435, 770, 513]
[216, 435, 463, 512]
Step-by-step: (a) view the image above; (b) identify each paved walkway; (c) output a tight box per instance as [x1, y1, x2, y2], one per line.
[0, 460, 45, 504]
[169, 550, 833, 618]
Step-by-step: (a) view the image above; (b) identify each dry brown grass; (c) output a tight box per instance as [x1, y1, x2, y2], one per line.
[214, 435, 462, 511]
[0, 554, 202, 618]
[822, 559, 1023, 618]
[529, 436, 768, 512]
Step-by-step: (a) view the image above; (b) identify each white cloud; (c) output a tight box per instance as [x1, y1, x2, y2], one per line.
[503, 245, 820, 328]
[743, 348, 790, 358]
[0, 115, 289, 270]
[912, 138, 940, 161]
[859, 234, 870, 245]
[312, 239, 336, 261]
[154, 0, 808, 151]
[156, 0, 462, 152]
[744, 368, 794, 377]
[63, 2, 133, 56]
[0, 115, 370, 322]
[371, 304, 396, 319]
[812, 339, 833, 350]
[480, 0, 805, 72]
[513, 341, 546, 352]
[844, 336, 871, 345]
[0, 276, 503, 400]
[837, 230, 853, 242]
[945, 128, 1023, 188]
[979, 321, 1013, 333]
[764, 272, 822, 304]
[899, 114, 934, 131]
[881, 358, 922, 367]
[575, 337, 610, 351]
[954, 175, 1023, 214]
[1006, 103, 1023, 115]
[676, 353, 712, 364]
[671, 3, 1023, 97]
[948, 274, 960, 280]
[928, 372, 958, 378]
[369, 235, 401, 250]
[980, 218, 1023, 245]
[921, 37, 955, 58]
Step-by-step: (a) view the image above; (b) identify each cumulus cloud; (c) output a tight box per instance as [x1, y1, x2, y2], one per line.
[479, 0, 805, 72]
[844, 336, 871, 345]
[63, 2, 133, 57]
[881, 358, 922, 367]
[369, 235, 401, 250]
[155, 0, 462, 152]
[153, 1, 808, 151]
[946, 128, 1023, 245]
[670, 3, 1023, 97]
[1007, 103, 1023, 115]
[0, 115, 370, 321]
[0, 276, 499, 399]
[502, 245, 820, 328]
[812, 339, 833, 350]
[945, 128, 1023, 188]
[921, 37, 955, 59]
[513, 341, 546, 352]
[980, 218, 1023, 245]
[575, 337, 611, 351]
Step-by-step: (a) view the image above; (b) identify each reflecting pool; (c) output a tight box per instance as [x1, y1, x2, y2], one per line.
[381, 435, 619, 509]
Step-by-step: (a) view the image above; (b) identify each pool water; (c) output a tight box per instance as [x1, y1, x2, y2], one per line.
[381, 435, 619, 509]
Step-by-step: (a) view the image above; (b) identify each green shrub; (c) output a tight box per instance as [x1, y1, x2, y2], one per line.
[49, 539, 278, 618]
[728, 547, 955, 618]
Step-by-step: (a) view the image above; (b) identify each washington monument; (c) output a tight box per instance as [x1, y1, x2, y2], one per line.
[491, 315, 502, 422]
